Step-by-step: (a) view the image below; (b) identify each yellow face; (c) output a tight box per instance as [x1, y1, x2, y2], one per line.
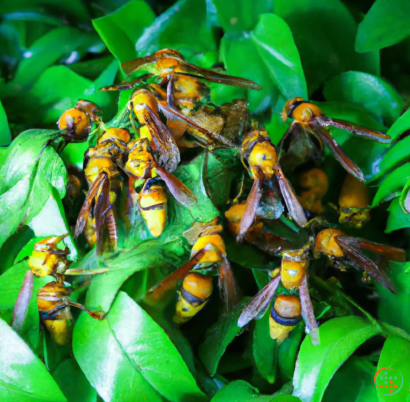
[174, 291, 209, 324]
[138, 183, 168, 237]
[314, 228, 344, 257]
[43, 319, 71, 345]
[338, 174, 369, 209]
[299, 168, 329, 196]
[130, 90, 159, 124]
[248, 142, 278, 179]
[57, 108, 90, 140]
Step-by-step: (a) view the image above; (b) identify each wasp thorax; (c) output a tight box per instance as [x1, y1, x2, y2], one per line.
[98, 128, 131, 145]
[314, 228, 344, 257]
[281, 259, 307, 289]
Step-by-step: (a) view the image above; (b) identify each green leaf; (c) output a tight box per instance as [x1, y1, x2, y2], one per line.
[386, 107, 410, 140]
[220, 35, 277, 113]
[4, 27, 86, 92]
[74, 291, 206, 402]
[386, 197, 410, 232]
[376, 262, 410, 333]
[372, 164, 410, 206]
[52, 359, 97, 402]
[0, 100, 11, 146]
[136, 0, 216, 58]
[210, 380, 273, 401]
[0, 317, 67, 401]
[356, 0, 410, 53]
[253, 309, 278, 383]
[323, 356, 378, 402]
[0, 130, 66, 249]
[211, 0, 273, 33]
[85, 237, 186, 311]
[372, 135, 410, 181]
[92, 0, 155, 63]
[275, 0, 379, 92]
[323, 71, 404, 125]
[0, 260, 52, 352]
[251, 13, 308, 102]
[199, 298, 250, 376]
[27, 61, 119, 125]
[278, 324, 304, 380]
[293, 316, 381, 402]
[377, 336, 410, 402]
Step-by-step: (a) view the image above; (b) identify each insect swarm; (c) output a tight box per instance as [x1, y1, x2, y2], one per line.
[3, 4, 410, 395]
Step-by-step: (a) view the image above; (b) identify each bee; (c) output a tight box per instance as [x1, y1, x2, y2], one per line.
[237, 129, 307, 241]
[38, 281, 104, 345]
[237, 245, 319, 345]
[225, 203, 297, 255]
[314, 228, 405, 292]
[338, 174, 370, 228]
[149, 223, 238, 323]
[298, 168, 329, 216]
[280, 97, 391, 181]
[75, 128, 132, 255]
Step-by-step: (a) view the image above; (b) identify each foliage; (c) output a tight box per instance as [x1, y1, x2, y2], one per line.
[1, 0, 410, 402]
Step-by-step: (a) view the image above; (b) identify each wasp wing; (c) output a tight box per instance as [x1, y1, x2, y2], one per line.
[238, 167, 264, 242]
[175, 59, 262, 90]
[155, 165, 197, 207]
[121, 50, 183, 75]
[12, 270, 34, 333]
[336, 236, 406, 262]
[148, 249, 207, 302]
[219, 256, 238, 312]
[75, 173, 107, 239]
[237, 275, 281, 328]
[335, 236, 396, 293]
[312, 120, 365, 182]
[159, 104, 237, 148]
[94, 176, 117, 256]
[275, 166, 307, 226]
[317, 116, 390, 143]
[142, 105, 180, 173]
[300, 275, 320, 345]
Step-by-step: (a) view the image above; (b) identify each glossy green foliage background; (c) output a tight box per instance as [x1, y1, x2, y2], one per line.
[1, 0, 410, 401]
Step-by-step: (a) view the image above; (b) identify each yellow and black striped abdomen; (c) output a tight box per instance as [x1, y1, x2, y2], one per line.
[174, 273, 213, 324]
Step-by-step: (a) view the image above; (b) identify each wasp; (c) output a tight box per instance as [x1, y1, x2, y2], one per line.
[225, 203, 298, 255]
[149, 222, 238, 323]
[57, 100, 101, 143]
[299, 168, 329, 216]
[23, 236, 107, 344]
[338, 174, 370, 228]
[102, 49, 258, 149]
[123, 93, 196, 237]
[237, 245, 319, 345]
[314, 228, 405, 292]
[38, 281, 104, 345]
[75, 128, 131, 254]
[280, 97, 391, 181]
[237, 129, 307, 241]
